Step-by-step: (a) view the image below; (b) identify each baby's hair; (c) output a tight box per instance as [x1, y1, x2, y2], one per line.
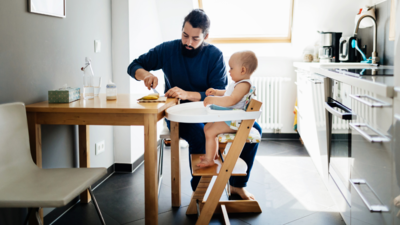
[239, 51, 258, 75]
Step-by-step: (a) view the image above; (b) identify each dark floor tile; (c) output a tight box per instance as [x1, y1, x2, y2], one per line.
[94, 172, 144, 195]
[284, 211, 345, 225]
[94, 185, 146, 224]
[52, 202, 120, 225]
[124, 206, 250, 225]
[94, 181, 193, 224]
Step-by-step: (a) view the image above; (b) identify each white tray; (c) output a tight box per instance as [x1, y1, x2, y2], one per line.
[166, 102, 261, 123]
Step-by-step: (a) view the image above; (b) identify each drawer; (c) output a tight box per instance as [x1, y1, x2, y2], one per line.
[350, 127, 392, 225]
[351, 88, 393, 135]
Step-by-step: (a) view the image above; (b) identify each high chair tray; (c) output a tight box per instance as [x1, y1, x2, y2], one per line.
[166, 102, 261, 123]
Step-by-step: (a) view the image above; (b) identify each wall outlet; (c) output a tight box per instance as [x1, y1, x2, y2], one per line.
[95, 140, 105, 155]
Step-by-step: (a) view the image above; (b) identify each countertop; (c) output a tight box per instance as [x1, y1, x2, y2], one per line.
[293, 62, 395, 98]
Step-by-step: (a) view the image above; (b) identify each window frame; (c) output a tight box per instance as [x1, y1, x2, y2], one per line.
[198, 0, 294, 43]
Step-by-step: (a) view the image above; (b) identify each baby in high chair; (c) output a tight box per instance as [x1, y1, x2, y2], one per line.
[199, 51, 258, 168]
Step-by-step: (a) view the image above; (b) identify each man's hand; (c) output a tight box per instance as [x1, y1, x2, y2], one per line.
[203, 96, 215, 107]
[143, 73, 158, 90]
[165, 87, 189, 100]
[206, 88, 216, 96]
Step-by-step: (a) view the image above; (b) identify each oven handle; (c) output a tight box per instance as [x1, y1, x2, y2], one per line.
[324, 100, 356, 120]
[350, 94, 392, 108]
[349, 123, 391, 143]
[350, 179, 390, 213]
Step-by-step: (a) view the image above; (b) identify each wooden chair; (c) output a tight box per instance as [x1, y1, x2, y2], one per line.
[0, 102, 107, 225]
[186, 99, 263, 225]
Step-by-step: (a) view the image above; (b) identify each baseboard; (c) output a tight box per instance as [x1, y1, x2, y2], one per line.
[44, 164, 115, 225]
[115, 154, 144, 173]
[262, 133, 300, 140]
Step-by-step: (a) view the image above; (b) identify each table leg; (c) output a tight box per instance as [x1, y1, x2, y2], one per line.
[144, 114, 158, 225]
[170, 121, 181, 207]
[27, 112, 43, 225]
[79, 125, 91, 203]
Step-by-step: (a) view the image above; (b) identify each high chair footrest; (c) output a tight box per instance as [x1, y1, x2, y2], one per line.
[191, 154, 247, 176]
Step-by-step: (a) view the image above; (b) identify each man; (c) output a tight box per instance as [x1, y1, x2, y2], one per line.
[127, 9, 261, 200]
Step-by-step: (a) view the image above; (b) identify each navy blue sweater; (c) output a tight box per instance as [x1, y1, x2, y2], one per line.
[127, 39, 228, 101]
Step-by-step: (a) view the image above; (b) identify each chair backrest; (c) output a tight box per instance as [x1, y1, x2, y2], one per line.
[0, 103, 37, 179]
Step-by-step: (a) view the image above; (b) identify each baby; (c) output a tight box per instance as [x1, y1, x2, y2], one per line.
[198, 51, 258, 168]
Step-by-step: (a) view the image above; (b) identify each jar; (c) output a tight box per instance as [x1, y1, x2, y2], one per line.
[106, 80, 117, 100]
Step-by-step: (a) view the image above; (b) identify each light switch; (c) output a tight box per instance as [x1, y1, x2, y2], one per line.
[94, 40, 101, 53]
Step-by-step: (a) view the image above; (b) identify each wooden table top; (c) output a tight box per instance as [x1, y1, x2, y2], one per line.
[26, 94, 178, 114]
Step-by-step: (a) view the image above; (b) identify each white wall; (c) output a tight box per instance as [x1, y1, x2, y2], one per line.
[112, 0, 164, 164]
[129, 0, 164, 163]
[112, 0, 132, 164]
[155, 0, 194, 42]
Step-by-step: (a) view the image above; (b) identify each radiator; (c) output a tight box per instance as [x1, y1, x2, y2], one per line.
[332, 86, 375, 130]
[251, 77, 291, 131]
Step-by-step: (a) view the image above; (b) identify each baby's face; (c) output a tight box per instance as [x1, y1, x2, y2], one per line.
[228, 53, 243, 82]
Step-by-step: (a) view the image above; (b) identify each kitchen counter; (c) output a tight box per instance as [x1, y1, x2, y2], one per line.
[311, 67, 394, 98]
[293, 62, 395, 98]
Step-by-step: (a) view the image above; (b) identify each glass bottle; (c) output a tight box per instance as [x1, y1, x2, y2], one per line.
[81, 57, 94, 100]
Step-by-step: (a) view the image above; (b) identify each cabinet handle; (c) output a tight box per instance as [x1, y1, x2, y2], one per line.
[350, 179, 390, 213]
[395, 114, 400, 122]
[350, 94, 392, 108]
[349, 123, 391, 143]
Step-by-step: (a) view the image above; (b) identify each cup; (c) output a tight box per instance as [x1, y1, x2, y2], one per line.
[92, 76, 102, 97]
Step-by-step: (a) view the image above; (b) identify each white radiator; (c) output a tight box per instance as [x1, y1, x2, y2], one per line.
[332, 86, 375, 130]
[252, 77, 291, 131]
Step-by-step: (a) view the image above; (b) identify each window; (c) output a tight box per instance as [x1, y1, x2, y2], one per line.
[199, 0, 294, 43]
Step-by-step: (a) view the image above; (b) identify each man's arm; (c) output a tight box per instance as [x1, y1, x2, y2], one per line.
[127, 43, 165, 89]
[135, 69, 158, 90]
[165, 87, 201, 101]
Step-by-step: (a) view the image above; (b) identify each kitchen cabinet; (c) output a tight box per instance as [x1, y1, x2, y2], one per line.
[296, 69, 329, 182]
[350, 91, 393, 225]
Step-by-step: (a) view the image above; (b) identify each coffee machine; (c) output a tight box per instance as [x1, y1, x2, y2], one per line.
[318, 31, 342, 63]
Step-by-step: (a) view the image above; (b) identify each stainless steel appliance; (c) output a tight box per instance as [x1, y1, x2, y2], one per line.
[339, 36, 357, 62]
[325, 79, 355, 225]
[318, 31, 342, 63]
[394, 86, 400, 225]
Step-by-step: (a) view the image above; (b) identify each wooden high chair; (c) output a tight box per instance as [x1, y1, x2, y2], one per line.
[166, 99, 262, 225]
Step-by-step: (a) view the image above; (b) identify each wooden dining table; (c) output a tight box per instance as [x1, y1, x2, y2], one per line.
[25, 94, 181, 225]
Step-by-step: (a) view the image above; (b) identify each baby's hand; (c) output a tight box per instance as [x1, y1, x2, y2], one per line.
[206, 88, 216, 96]
[203, 97, 214, 107]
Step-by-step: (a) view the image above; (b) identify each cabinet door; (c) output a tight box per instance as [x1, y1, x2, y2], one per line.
[350, 90, 393, 225]
[392, 87, 400, 225]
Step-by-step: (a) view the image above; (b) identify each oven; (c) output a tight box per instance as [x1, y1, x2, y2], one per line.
[324, 79, 356, 225]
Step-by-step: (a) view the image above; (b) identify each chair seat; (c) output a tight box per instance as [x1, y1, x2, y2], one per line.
[218, 127, 261, 143]
[191, 154, 247, 176]
[0, 167, 106, 208]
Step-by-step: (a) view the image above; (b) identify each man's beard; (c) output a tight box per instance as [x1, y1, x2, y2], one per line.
[180, 41, 204, 58]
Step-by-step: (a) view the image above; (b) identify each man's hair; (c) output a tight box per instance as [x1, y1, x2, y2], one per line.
[239, 51, 258, 75]
[183, 9, 210, 35]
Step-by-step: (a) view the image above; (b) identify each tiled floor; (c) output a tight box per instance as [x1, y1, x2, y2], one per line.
[52, 140, 345, 225]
